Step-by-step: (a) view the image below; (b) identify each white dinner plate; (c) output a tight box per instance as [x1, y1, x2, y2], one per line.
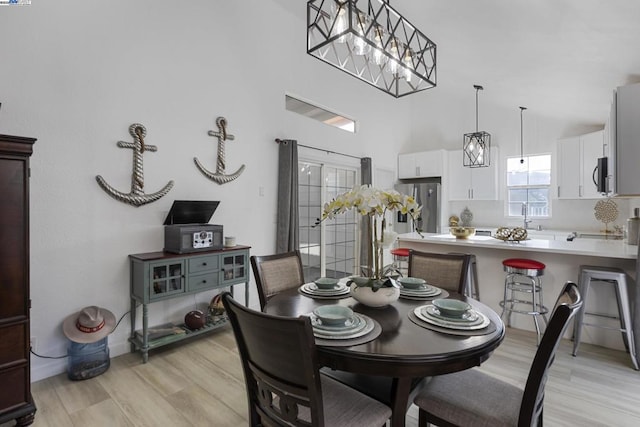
[399, 288, 442, 300]
[423, 305, 480, 323]
[300, 283, 350, 297]
[400, 287, 441, 296]
[414, 306, 490, 330]
[304, 282, 348, 293]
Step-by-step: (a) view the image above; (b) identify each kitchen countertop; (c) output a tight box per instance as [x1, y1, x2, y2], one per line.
[398, 232, 638, 259]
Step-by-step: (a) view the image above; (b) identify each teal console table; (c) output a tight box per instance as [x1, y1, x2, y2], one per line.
[128, 245, 250, 362]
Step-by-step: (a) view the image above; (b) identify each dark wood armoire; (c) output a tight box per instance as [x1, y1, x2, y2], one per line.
[0, 134, 36, 426]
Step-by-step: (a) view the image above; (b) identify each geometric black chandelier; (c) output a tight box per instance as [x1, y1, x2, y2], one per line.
[307, 0, 437, 98]
[463, 84, 491, 167]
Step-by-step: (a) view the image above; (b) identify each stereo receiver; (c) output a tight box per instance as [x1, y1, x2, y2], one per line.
[163, 200, 223, 254]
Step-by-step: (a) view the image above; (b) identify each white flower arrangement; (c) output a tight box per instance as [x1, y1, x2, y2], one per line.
[315, 185, 422, 288]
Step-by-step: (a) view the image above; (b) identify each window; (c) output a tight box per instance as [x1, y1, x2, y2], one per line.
[506, 154, 551, 217]
[285, 95, 356, 133]
[298, 161, 359, 282]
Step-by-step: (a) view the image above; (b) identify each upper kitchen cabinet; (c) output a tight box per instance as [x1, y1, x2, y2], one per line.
[615, 83, 640, 196]
[398, 149, 445, 179]
[446, 147, 499, 201]
[557, 130, 605, 199]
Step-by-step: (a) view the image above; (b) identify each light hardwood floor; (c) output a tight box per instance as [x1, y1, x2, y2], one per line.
[6, 326, 640, 427]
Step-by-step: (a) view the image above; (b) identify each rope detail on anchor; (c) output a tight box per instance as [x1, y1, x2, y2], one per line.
[216, 117, 227, 172]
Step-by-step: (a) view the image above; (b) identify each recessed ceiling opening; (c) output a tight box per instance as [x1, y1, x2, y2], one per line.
[285, 95, 356, 133]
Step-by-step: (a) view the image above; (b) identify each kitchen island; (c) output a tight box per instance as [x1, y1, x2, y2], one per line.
[397, 232, 638, 353]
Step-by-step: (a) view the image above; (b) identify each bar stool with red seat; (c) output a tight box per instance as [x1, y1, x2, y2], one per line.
[500, 258, 549, 344]
[390, 247, 410, 276]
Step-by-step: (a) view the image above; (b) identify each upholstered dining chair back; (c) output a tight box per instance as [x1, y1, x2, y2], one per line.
[251, 250, 305, 310]
[408, 250, 471, 294]
[413, 281, 582, 427]
[221, 293, 391, 427]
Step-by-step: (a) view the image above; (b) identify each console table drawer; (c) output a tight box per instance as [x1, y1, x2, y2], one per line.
[188, 272, 220, 291]
[188, 255, 220, 274]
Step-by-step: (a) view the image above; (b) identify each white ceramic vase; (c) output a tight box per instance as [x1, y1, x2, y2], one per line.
[349, 280, 400, 308]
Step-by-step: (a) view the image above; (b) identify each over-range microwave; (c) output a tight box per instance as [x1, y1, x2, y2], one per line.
[594, 156, 608, 194]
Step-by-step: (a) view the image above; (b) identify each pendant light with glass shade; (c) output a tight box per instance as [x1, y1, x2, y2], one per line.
[463, 85, 491, 168]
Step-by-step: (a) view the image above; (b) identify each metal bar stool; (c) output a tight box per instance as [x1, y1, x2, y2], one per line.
[572, 265, 639, 370]
[448, 252, 479, 299]
[390, 247, 409, 277]
[500, 258, 549, 344]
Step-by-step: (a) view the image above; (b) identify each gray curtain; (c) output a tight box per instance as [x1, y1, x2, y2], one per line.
[359, 157, 373, 274]
[276, 139, 299, 253]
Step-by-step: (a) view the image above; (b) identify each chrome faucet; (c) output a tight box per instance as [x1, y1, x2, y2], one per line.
[522, 202, 532, 229]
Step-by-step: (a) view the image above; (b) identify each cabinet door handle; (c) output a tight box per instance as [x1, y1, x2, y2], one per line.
[557, 186, 560, 197]
[201, 279, 207, 284]
[416, 166, 420, 176]
[202, 262, 207, 266]
[579, 185, 582, 197]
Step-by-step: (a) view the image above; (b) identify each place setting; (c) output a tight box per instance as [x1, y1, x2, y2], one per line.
[408, 298, 496, 336]
[299, 277, 351, 299]
[307, 304, 381, 347]
[397, 277, 449, 301]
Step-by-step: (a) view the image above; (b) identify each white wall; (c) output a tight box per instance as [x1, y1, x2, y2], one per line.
[0, 0, 413, 381]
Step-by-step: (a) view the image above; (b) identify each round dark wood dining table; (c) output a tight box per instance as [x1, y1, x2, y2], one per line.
[264, 289, 505, 427]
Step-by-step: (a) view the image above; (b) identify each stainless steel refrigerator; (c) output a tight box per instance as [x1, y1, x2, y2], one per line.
[394, 181, 440, 234]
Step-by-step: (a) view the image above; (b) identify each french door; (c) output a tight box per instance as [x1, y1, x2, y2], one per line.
[298, 161, 359, 282]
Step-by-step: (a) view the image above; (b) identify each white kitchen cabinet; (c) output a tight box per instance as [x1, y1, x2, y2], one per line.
[557, 137, 580, 199]
[446, 147, 499, 201]
[603, 95, 616, 194]
[580, 130, 605, 199]
[398, 149, 444, 179]
[557, 131, 604, 199]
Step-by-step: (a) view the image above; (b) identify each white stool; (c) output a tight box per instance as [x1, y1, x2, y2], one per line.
[572, 265, 639, 370]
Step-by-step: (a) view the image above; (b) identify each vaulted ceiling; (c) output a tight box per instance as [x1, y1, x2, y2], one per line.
[283, 0, 640, 129]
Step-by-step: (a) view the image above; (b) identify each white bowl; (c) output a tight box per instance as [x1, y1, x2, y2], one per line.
[312, 305, 353, 326]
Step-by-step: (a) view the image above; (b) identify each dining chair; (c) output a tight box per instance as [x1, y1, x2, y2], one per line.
[220, 292, 392, 427]
[408, 250, 472, 295]
[250, 250, 305, 310]
[412, 281, 582, 427]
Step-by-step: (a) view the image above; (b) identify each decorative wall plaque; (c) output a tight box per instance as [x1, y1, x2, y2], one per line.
[194, 116, 245, 184]
[96, 123, 174, 207]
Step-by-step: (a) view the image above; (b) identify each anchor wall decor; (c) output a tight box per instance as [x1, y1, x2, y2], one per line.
[96, 123, 174, 207]
[194, 116, 245, 184]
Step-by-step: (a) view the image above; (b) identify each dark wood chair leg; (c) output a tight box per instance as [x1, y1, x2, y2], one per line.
[418, 408, 427, 427]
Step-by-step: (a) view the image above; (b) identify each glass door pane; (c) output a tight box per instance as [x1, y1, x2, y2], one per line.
[151, 262, 183, 297]
[298, 161, 358, 282]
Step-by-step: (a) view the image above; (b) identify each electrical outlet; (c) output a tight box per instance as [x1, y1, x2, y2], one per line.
[30, 336, 37, 352]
